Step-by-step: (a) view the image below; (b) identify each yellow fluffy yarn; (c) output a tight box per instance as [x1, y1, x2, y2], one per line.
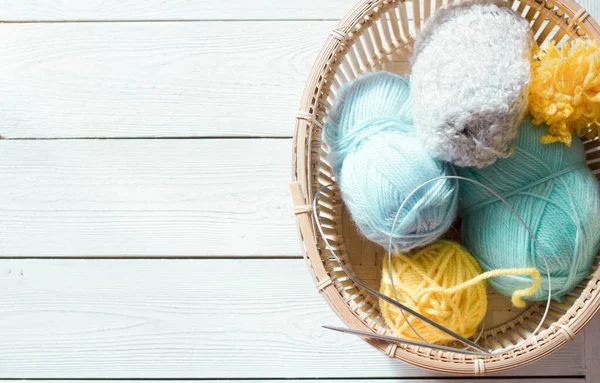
[529, 39, 600, 145]
[379, 241, 541, 345]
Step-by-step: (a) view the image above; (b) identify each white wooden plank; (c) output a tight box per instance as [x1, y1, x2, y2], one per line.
[0, 21, 331, 139]
[0, 139, 298, 257]
[0, 0, 355, 21]
[581, 0, 600, 22]
[0, 0, 595, 22]
[0, 259, 586, 378]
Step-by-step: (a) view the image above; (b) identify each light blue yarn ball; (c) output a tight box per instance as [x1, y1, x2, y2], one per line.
[323, 72, 458, 251]
[458, 119, 600, 301]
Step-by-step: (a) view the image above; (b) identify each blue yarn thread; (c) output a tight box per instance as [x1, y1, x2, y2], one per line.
[458, 119, 600, 301]
[323, 72, 458, 251]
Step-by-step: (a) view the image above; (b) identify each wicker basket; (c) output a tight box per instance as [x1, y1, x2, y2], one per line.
[291, 0, 600, 375]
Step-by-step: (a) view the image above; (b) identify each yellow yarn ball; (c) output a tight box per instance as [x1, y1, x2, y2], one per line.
[529, 38, 600, 146]
[379, 241, 487, 345]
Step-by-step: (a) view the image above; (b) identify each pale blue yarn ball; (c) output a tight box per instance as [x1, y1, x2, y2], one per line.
[323, 72, 458, 251]
[458, 119, 600, 301]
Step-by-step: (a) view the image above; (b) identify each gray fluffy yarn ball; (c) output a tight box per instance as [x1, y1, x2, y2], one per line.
[410, 0, 533, 168]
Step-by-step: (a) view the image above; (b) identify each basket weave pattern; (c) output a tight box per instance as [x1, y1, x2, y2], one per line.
[291, 0, 600, 375]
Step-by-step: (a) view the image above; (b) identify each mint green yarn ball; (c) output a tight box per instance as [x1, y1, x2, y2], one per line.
[323, 72, 458, 251]
[458, 119, 600, 301]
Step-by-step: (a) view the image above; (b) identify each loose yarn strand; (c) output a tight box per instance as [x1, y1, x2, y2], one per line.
[420, 268, 541, 308]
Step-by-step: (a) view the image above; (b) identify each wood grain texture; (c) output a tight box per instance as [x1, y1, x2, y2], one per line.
[0, 0, 354, 21]
[0, 21, 331, 139]
[0, 259, 586, 379]
[0, 0, 596, 21]
[0, 139, 297, 257]
[583, 0, 600, 23]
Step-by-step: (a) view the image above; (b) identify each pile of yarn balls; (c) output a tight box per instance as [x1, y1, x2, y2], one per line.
[323, 0, 600, 344]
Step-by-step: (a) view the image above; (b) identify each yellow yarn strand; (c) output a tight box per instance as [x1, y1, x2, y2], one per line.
[379, 241, 541, 345]
[421, 267, 541, 308]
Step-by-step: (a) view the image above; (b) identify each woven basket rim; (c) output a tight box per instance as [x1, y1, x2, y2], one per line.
[291, 0, 600, 375]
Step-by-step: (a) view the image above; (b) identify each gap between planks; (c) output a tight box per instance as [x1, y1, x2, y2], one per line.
[0, 19, 341, 23]
[0, 378, 586, 382]
[0, 136, 293, 140]
[0, 255, 304, 260]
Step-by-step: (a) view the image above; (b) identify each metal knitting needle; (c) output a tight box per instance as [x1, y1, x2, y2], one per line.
[313, 185, 491, 354]
[325, 243, 491, 354]
[323, 325, 488, 356]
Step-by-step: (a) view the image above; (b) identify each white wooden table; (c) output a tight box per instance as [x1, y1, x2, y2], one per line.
[0, 1, 599, 382]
